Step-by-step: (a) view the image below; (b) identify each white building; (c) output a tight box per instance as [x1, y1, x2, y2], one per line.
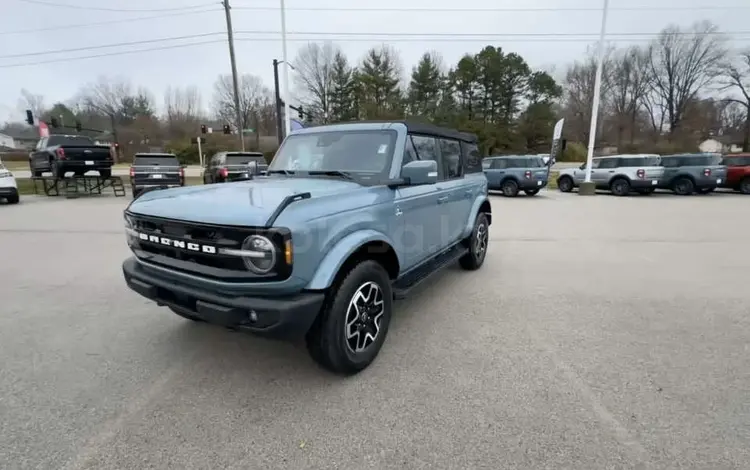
[699, 137, 744, 154]
[0, 133, 15, 149]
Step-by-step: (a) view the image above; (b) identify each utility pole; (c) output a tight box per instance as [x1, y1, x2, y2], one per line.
[222, 0, 245, 151]
[279, 0, 291, 138]
[580, 0, 610, 196]
[273, 59, 283, 146]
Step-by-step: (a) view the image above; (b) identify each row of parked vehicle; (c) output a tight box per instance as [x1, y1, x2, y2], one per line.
[129, 150, 268, 198]
[483, 153, 750, 197]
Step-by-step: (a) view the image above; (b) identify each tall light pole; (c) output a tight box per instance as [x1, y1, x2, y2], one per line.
[222, 0, 245, 151]
[580, 0, 610, 195]
[279, 0, 291, 138]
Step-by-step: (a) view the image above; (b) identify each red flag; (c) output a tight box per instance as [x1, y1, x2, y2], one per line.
[38, 121, 49, 138]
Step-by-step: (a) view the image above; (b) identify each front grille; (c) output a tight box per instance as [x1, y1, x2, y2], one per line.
[126, 213, 293, 282]
[129, 214, 254, 272]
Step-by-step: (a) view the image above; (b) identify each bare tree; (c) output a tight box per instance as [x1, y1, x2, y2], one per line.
[164, 86, 203, 138]
[17, 89, 46, 120]
[608, 46, 651, 146]
[75, 76, 133, 160]
[719, 48, 750, 151]
[646, 21, 727, 136]
[561, 45, 614, 143]
[212, 73, 272, 141]
[292, 42, 340, 123]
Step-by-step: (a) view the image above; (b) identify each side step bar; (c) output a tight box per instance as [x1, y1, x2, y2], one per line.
[392, 244, 468, 300]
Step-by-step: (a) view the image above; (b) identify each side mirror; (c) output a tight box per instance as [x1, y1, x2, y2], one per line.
[401, 160, 438, 185]
[579, 164, 586, 170]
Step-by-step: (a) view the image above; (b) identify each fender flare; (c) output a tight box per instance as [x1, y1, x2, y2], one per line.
[306, 229, 399, 290]
[461, 197, 492, 239]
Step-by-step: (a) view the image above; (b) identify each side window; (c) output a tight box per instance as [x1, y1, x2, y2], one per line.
[597, 158, 619, 169]
[590, 159, 602, 169]
[493, 159, 507, 170]
[410, 135, 440, 165]
[462, 142, 483, 173]
[481, 159, 492, 170]
[438, 138, 462, 179]
[402, 136, 419, 166]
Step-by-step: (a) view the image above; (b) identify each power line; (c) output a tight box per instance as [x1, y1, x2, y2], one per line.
[0, 32, 225, 59]
[14, 0, 215, 13]
[232, 4, 750, 12]
[0, 8, 221, 36]
[3, 31, 750, 68]
[3, 28, 746, 60]
[0, 40, 226, 69]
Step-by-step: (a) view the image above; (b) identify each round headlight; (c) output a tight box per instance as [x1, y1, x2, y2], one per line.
[241, 235, 276, 274]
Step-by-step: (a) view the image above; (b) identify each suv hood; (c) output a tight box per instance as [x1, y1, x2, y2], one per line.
[127, 177, 363, 226]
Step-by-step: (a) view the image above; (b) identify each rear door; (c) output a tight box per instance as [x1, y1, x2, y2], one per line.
[435, 137, 468, 247]
[132, 154, 182, 186]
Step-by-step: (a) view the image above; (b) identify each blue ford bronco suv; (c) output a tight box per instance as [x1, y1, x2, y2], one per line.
[122, 121, 492, 375]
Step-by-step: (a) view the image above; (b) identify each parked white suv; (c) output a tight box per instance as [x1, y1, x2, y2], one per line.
[0, 162, 20, 204]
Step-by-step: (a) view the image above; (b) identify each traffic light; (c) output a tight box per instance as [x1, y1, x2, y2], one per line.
[222, 124, 231, 135]
[298, 106, 304, 120]
[50, 117, 59, 128]
[200, 124, 207, 134]
[25, 110, 34, 126]
[75, 120, 82, 132]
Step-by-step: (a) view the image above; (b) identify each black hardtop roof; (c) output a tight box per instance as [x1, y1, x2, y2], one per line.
[328, 120, 479, 143]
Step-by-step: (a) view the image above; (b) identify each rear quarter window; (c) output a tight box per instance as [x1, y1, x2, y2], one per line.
[462, 142, 483, 173]
[226, 154, 266, 165]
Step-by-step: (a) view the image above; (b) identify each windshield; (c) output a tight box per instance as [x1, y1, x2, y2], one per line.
[47, 135, 95, 146]
[133, 155, 179, 166]
[268, 130, 397, 177]
[226, 153, 266, 165]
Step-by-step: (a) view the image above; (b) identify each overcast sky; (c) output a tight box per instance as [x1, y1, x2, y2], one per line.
[1, 0, 748, 123]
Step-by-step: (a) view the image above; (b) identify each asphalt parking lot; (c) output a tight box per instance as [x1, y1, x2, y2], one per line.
[1, 190, 749, 470]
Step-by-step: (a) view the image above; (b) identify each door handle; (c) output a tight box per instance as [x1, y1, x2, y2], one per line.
[437, 196, 449, 204]
[608, 170, 615, 173]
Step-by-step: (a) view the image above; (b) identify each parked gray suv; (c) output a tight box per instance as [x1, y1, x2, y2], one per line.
[556, 154, 664, 196]
[657, 153, 727, 195]
[482, 155, 549, 197]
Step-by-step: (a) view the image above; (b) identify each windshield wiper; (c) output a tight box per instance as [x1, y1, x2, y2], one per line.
[267, 169, 294, 175]
[307, 170, 355, 180]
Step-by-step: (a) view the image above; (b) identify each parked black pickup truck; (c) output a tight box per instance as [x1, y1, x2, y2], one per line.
[29, 134, 114, 179]
[129, 153, 185, 198]
[203, 151, 267, 184]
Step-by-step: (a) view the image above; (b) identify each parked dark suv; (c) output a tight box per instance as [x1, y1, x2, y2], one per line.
[202, 151, 267, 184]
[129, 153, 184, 198]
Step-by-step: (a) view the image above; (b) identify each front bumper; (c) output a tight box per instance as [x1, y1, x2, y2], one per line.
[122, 257, 324, 339]
[0, 185, 18, 198]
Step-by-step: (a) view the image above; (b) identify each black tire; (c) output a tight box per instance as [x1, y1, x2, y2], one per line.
[557, 176, 574, 193]
[6, 193, 19, 204]
[132, 187, 140, 199]
[459, 212, 489, 271]
[524, 189, 540, 196]
[99, 169, 112, 179]
[672, 177, 694, 196]
[610, 178, 631, 196]
[306, 260, 393, 375]
[637, 188, 655, 195]
[501, 179, 519, 197]
[739, 177, 750, 195]
[51, 161, 65, 180]
[168, 306, 205, 322]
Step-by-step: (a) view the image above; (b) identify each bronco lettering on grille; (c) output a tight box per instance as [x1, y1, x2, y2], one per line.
[137, 232, 216, 254]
